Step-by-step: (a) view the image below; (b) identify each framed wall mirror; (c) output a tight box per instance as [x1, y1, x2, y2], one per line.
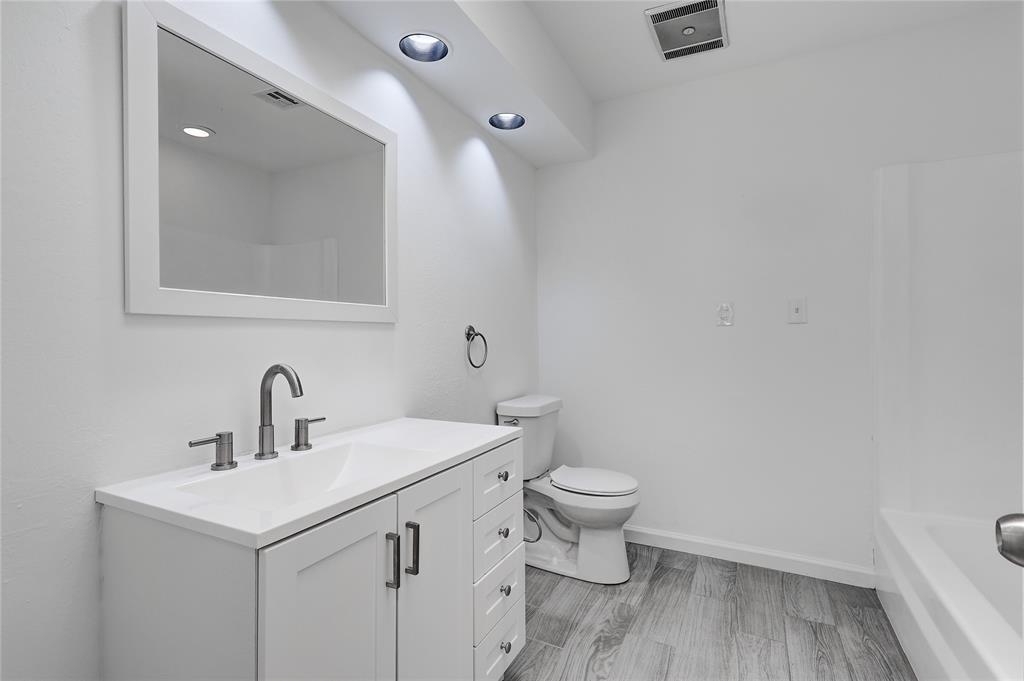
[123, 2, 397, 322]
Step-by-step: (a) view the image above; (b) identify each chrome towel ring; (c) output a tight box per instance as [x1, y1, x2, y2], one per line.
[465, 325, 488, 368]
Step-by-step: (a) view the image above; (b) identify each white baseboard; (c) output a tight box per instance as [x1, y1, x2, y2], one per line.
[624, 523, 875, 588]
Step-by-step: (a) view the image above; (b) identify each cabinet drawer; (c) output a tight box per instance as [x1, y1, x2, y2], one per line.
[473, 439, 523, 519]
[473, 494, 522, 581]
[473, 596, 525, 681]
[473, 543, 525, 645]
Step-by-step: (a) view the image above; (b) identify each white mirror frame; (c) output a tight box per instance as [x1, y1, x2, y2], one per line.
[123, 1, 398, 323]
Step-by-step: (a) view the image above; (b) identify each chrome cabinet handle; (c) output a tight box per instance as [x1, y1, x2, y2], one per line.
[405, 521, 420, 575]
[500, 642, 512, 655]
[385, 532, 401, 589]
[498, 527, 510, 539]
[499, 584, 512, 597]
[497, 470, 510, 482]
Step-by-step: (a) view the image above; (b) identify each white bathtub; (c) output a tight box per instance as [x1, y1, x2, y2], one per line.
[876, 510, 1022, 681]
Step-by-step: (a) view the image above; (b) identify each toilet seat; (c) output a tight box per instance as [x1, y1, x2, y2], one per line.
[549, 465, 639, 497]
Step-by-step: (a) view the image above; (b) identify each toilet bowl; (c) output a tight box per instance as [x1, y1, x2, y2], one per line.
[496, 395, 640, 585]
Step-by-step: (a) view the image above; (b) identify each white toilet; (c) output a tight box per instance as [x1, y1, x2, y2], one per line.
[496, 395, 640, 585]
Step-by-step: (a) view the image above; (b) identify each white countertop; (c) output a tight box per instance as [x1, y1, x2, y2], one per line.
[95, 418, 520, 548]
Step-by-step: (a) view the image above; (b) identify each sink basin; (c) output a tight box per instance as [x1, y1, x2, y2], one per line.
[178, 442, 427, 512]
[96, 417, 522, 547]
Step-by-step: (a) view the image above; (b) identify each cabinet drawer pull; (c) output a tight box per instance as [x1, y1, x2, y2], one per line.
[385, 532, 401, 589]
[500, 641, 512, 655]
[497, 527, 510, 539]
[497, 470, 510, 482]
[500, 584, 512, 597]
[405, 521, 420, 576]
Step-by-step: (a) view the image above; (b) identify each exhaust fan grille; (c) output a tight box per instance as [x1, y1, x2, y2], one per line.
[665, 38, 724, 59]
[650, 0, 717, 24]
[646, 0, 728, 61]
[254, 88, 303, 109]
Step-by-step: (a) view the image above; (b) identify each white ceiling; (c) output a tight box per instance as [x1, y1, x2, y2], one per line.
[326, 0, 995, 166]
[527, 0, 992, 102]
[158, 28, 381, 173]
[327, 1, 594, 166]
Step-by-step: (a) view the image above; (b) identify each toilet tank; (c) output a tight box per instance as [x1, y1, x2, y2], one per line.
[496, 395, 563, 480]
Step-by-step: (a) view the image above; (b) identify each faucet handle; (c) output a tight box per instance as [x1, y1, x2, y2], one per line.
[291, 417, 326, 451]
[189, 431, 237, 471]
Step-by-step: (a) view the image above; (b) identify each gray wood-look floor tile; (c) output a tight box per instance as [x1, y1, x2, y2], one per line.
[669, 595, 739, 680]
[833, 602, 917, 681]
[693, 555, 738, 600]
[525, 565, 560, 606]
[784, 616, 852, 681]
[555, 601, 635, 681]
[513, 544, 915, 681]
[737, 633, 791, 681]
[629, 563, 695, 646]
[608, 634, 673, 681]
[504, 638, 565, 681]
[526, 576, 599, 648]
[825, 581, 883, 611]
[737, 564, 786, 642]
[658, 547, 699, 572]
[783, 573, 836, 625]
[599, 542, 661, 611]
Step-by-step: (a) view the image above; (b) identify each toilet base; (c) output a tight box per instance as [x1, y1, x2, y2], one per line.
[524, 525, 630, 585]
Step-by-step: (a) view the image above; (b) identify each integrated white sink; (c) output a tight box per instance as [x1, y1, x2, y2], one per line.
[178, 442, 428, 512]
[95, 417, 520, 547]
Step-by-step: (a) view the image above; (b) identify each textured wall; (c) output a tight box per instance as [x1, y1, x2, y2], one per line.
[536, 6, 1022, 575]
[0, 2, 538, 678]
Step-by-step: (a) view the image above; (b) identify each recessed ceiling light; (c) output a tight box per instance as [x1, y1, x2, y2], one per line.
[399, 33, 449, 62]
[182, 126, 215, 138]
[488, 113, 526, 130]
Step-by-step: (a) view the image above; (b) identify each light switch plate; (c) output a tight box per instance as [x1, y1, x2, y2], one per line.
[788, 297, 808, 324]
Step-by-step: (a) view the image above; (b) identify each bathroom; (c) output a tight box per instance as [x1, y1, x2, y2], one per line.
[1, 0, 1022, 679]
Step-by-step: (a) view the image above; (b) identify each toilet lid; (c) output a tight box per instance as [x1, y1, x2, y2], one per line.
[549, 466, 639, 497]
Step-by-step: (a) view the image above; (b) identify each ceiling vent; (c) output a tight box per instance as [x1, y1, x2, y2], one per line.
[254, 88, 304, 109]
[646, 0, 729, 61]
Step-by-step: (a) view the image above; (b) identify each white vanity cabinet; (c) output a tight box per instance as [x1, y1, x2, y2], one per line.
[98, 422, 523, 681]
[258, 495, 399, 680]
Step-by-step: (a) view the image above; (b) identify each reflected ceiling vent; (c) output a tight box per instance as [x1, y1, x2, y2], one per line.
[254, 88, 304, 109]
[645, 0, 728, 61]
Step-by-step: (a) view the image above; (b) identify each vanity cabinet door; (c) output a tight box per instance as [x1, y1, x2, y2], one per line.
[258, 495, 398, 681]
[397, 463, 474, 681]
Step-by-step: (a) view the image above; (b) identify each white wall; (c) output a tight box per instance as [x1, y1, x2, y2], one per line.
[0, 2, 538, 679]
[536, 6, 1022, 578]
[269, 153, 385, 304]
[160, 138, 275, 295]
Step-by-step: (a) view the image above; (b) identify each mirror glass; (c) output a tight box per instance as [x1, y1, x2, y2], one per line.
[157, 29, 385, 305]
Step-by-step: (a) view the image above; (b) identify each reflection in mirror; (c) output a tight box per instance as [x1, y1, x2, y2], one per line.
[157, 29, 385, 305]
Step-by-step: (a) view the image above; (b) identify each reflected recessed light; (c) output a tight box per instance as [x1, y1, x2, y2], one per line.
[183, 126, 215, 138]
[399, 33, 449, 62]
[488, 113, 525, 130]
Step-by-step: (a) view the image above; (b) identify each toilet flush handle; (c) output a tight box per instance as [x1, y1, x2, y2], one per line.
[503, 418, 519, 426]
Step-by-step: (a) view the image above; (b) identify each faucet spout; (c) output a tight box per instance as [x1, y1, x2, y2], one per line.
[256, 364, 303, 460]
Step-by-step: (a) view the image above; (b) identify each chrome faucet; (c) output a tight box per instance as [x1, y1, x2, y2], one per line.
[256, 364, 303, 460]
